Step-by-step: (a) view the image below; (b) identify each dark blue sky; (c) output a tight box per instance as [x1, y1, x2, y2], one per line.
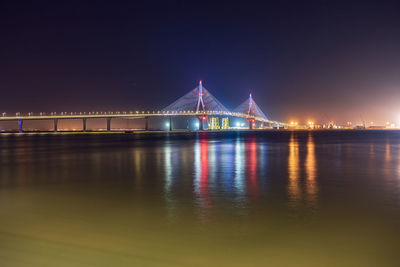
[1, 1, 400, 124]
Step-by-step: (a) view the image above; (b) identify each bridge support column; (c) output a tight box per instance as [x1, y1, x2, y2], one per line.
[248, 119, 253, 130]
[145, 117, 149, 131]
[169, 116, 173, 131]
[197, 116, 205, 131]
[106, 118, 111, 131]
[83, 118, 87, 132]
[54, 119, 58, 132]
[18, 119, 23, 133]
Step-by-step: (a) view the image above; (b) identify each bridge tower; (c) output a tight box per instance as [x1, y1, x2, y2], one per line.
[248, 93, 253, 115]
[196, 81, 206, 130]
[247, 93, 255, 129]
[196, 80, 206, 113]
[234, 92, 269, 130]
[163, 80, 228, 131]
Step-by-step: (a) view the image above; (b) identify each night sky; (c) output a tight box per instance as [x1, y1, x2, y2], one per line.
[1, 1, 400, 124]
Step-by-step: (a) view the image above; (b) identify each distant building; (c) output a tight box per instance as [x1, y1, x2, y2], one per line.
[368, 125, 385, 129]
[368, 125, 386, 129]
[354, 125, 365, 130]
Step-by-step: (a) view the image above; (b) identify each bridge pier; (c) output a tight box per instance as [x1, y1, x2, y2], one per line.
[169, 116, 173, 131]
[83, 118, 87, 132]
[197, 116, 205, 131]
[106, 118, 111, 131]
[18, 119, 23, 133]
[248, 119, 253, 130]
[54, 119, 58, 132]
[145, 117, 149, 131]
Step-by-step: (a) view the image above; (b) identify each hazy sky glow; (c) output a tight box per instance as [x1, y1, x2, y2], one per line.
[1, 1, 400, 124]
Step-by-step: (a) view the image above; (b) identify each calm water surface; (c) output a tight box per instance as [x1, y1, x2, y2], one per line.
[1, 131, 400, 266]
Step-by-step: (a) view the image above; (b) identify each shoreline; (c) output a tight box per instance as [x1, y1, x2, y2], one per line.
[0, 128, 399, 135]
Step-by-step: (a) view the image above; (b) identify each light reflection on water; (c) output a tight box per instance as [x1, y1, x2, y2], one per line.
[288, 133, 301, 208]
[287, 133, 319, 211]
[1, 131, 400, 266]
[305, 133, 318, 208]
[234, 137, 245, 200]
[194, 138, 212, 219]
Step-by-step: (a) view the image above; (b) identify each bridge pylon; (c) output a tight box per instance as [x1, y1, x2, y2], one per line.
[196, 81, 206, 113]
[234, 93, 269, 129]
[163, 80, 229, 130]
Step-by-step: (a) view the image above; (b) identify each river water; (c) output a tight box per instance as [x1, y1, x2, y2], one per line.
[0, 131, 400, 266]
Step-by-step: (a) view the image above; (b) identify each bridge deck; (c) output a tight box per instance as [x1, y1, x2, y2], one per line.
[0, 112, 285, 125]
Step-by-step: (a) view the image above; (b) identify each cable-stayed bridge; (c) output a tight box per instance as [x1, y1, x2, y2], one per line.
[0, 81, 287, 132]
